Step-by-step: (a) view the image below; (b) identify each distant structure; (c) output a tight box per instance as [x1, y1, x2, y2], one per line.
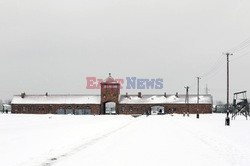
[232, 91, 249, 120]
[11, 74, 213, 115]
[205, 84, 210, 95]
[184, 86, 190, 115]
[0, 104, 11, 113]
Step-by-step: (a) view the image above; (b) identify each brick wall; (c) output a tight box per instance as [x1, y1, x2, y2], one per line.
[11, 104, 101, 115]
[117, 103, 212, 114]
[11, 103, 212, 115]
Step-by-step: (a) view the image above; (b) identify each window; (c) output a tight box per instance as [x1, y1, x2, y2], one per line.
[129, 106, 133, 111]
[121, 106, 125, 112]
[48, 105, 52, 111]
[66, 106, 73, 114]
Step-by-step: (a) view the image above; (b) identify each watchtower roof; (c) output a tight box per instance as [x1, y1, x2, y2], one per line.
[103, 73, 119, 84]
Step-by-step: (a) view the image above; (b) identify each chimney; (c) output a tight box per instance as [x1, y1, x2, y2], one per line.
[175, 92, 179, 98]
[126, 92, 128, 97]
[138, 92, 142, 98]
[45, 92, 48, 96]
[164, 92, 167, 97]
[21, 92, 26, 98]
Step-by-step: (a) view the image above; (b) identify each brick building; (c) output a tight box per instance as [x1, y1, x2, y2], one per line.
[11, 74, 213, 115]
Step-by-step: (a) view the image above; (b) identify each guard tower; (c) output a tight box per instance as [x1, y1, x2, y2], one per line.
[100, 73, 120, 114]
[232, 91, 249, 120]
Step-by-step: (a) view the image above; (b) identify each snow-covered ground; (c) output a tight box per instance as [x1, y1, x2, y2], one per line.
[1, 114, 250, 166]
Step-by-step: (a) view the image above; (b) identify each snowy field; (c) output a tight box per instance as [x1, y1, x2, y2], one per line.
[1, 114, 250, 166]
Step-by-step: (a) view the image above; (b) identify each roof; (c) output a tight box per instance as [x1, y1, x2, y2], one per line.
[1, 104, 11, 107]
[11, 95, 101, 104]
[11, 94, 213, 105]
[103, 73, 118, 84]
[119, 94, 213, 104]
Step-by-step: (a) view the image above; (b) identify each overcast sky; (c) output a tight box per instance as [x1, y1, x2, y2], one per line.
[0, 0, 250, 103]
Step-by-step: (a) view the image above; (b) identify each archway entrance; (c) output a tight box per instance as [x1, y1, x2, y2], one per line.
[105, 102, 116, 114]
[151, 106, 165, 115]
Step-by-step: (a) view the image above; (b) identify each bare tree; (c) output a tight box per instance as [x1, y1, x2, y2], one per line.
[4, 99, 11, 105]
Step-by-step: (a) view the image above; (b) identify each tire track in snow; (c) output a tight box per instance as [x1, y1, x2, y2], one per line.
[40, 116, 140, 166]
[174, 119, 249, 165]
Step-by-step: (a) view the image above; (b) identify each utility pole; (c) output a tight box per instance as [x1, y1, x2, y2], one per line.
[226, 53, 233, 112]
[184, 86, 189, 116]
[205, 84, 209, 95]
[225, 52, 233, 125]
[197, 77, 201, 119]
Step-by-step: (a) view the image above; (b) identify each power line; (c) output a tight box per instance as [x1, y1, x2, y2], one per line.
[227, 37, 250, 52]
[231, 51, 250, 62]
[233, 43, 250, 53]
[200, 38, 250, 80]
[227, 37, 250, 53]
[200, 55, 224, 78]
[202, 62, 226, 82]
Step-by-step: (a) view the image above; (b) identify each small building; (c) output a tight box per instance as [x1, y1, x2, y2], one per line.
[11, 74, 213, 115]
[1, 104, 11, 113]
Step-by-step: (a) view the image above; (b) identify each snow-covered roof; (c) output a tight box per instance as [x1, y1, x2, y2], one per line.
[11, 95, 101, 104]
[2, 104, 11, 107]
[119, 94, 213, 104]
[11, 93, 212, 105]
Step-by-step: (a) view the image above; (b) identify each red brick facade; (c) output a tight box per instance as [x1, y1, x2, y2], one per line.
[117, 103, 212, 115]
[11, 103, 212, 115]
[11, 104, 101, 115]
[100, 81, 120, 114]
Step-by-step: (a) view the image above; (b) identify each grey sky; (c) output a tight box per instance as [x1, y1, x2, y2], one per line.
[0, 0, 250, 103]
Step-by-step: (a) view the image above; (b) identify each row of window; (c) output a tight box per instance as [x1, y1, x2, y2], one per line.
[102, 85, 119, 89]
[57, 109, 92, 115]
[14, 105, 91, 112]
[120, 106, 147, 112]
[14, 105, 177, 113]
[120, 106, 177, 112]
